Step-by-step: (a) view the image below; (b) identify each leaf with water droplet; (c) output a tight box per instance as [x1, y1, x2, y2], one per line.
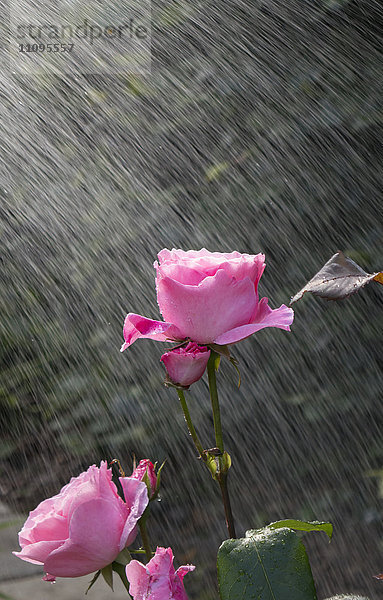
[217, 526, 318, 600]
[290, 251, 383, 305]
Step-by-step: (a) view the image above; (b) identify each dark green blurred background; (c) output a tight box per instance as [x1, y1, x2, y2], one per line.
[1, 0, 382, 597]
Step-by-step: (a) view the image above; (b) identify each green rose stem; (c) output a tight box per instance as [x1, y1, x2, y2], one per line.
[206, 352, 224, 452]
[176, 365, 236, 539]
[138, 508, 152, 562]
[207, 351, 236, 539]
[177, 389, 205, 457]
[217, 473, 236, 539]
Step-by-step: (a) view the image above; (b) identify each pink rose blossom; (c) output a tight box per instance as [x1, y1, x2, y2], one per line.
[13, 461, 149, 578]
[161, 342, 210, 387]
[131, 459, 157, 498]
[121, 248, 293, 350]
[125, 546, 195, 600]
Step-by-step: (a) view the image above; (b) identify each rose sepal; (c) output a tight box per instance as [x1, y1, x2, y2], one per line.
[208, 343, 241, 385]
[152, 459, 166, 501]
[139, 459, 165, 501]
[205, 451, 219, 479]
[85, 570, 101, 594]
[207, 343, 231, 358]
[101, 563, 114, 591]
[220, 451, 232, 475]
[202, 449, 232, 480]
[114, 548, 132, 566]
[164, 374, 191, 391]
[85, 544, 132, 594]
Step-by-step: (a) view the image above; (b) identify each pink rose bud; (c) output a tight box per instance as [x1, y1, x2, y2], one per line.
[131, 459, 157, 498]
[161, 342, 210, 387]
[13, 461, 149, 578]
[121, 249, 294, 351]
[125, 546, 195, 600]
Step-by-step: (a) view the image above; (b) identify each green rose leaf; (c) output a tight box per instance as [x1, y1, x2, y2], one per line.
[266, 519, 333, 540]
[217, 526, 318, 600]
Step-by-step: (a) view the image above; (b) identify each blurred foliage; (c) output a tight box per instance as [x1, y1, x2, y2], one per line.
[1, 0, 383, 598]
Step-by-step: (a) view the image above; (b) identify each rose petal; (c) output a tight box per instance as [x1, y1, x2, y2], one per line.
[157, 248, 244, 265]
[97, 460, 125, 507]
[62, 462, 124, 522]
[156, 263, 207, 285]
[147, 547, 174, 578]
[214, 299, 294, 345]
[146, 576, 173, 600]
[125, 560, 150, 600]
[157, 270, 257, 343]
[172, 566, 195, 600]
[204, 254, 265, 286]
[130, 460, 157, 497]
[156, 249, 265, 285]
[57, 465, 101, 516]
[18, 498, 59, 546]
[24, 497, 56, 521]
[13, 540, 64, 565]
[121, 314, 183, 351]
[161, 345, 210, 387]
[126, 547, 194, 600]
[126, 548, 174, 600]
[157, 248, 218, 263]
[44, 499, 123, 577]
[23, 514, 68, 545]
[118, 478, 149, 549]
[176, 565, 196, 581]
